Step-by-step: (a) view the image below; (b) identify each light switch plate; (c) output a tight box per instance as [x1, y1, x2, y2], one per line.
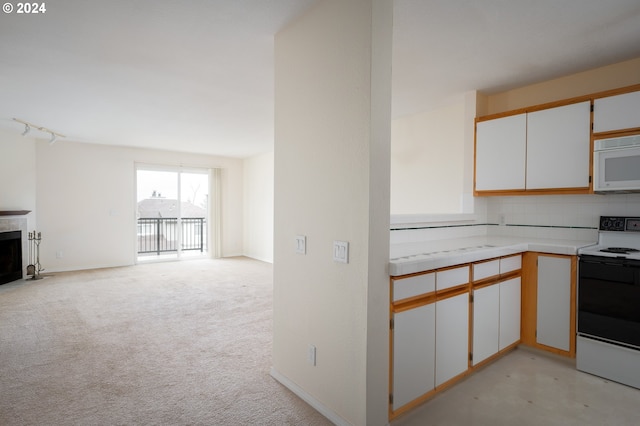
[333, 240, 349, 263]
[295, 235, 306, 254]
[307, 344, 316, 366]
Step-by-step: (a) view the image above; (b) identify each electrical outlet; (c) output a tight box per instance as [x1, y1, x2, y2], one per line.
[307, 344, 316, 366]
[295, 235, 306, 254]
[333, 241, 348, 263]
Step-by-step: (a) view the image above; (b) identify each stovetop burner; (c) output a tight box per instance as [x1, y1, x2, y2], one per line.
[579, 216, 640, 259]
[600, 247, 640, 254]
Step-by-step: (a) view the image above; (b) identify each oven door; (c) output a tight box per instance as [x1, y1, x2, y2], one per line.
[578, 255, 640, 348]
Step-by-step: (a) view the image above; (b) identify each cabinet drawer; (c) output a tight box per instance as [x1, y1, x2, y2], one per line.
[393, 272, 435, 302]
[436, 266, 469, 291]
[472, 259, 500, 282]
[500, 255, 522, 274]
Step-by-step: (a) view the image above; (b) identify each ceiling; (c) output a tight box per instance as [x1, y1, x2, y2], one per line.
[1, 0, 639, 158]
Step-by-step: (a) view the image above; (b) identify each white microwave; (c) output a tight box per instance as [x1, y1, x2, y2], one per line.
[594, 134, 640, 193]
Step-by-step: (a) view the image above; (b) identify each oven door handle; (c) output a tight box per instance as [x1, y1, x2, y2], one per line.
[580, 259, 623, 267]
[580, 257, 640, 268]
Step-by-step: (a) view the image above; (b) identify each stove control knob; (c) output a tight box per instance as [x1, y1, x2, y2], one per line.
[627, 219, 640, 231]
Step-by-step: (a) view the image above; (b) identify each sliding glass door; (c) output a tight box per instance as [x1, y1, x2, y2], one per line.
[136, 165, 211, 262]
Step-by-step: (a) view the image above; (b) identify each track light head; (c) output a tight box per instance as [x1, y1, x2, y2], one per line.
[13, 118, 64, 144]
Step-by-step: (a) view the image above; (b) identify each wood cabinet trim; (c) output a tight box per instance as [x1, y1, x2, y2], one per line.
[472, 278, 499, 289]
[436, 285, 469, 301]
[393, 293, 437, 313]
[476, 83, 640, 122]
[472, 268, 521, 286]
[592, 127, 640, 139]
[474, 187, 592, 197]
[436, 263, 471, 274]
[391, 270, 435, 280]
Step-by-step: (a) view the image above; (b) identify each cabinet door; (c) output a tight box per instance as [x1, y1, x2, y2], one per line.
[536, 256, 571, 351]
[475, 114, 526, 191]
[392, 304, 435, 410]
[526, 101, 591, 189]
[499, 277, 521, 350]
[472, 284, 499, 366]
[435, 293, 469, 386]
[593, 90, 640, 133]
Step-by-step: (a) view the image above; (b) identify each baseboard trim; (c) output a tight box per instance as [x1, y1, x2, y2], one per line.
[270, 367, 350, 426]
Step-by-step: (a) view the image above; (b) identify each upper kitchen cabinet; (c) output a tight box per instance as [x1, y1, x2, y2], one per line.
[475, 101, 591, 195]
[593, 90, 640, 134]
[475, 113, 526, 191]
[526, 101, 591, 189]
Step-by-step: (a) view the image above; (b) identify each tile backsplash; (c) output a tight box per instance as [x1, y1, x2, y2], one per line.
[391, 193, 640, 244]
[488, 193, 640, 231]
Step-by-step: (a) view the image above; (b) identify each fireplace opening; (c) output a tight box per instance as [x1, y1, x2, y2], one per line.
[0, 230, 23, 285]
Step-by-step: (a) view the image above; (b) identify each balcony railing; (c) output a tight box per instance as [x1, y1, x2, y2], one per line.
[137, 217, 206, 255]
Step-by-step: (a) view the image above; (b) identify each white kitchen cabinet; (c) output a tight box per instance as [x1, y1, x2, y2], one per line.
[435, 293, 469, 386]
[500, 255, 522, 274]
[536, 256, 572, 351]
[476, 101, 591, 193]
[526, 101, 591, 189]
[392, 272, 435, 302]
[436, 265, 469, 291]
[475, 113, 527, 191]
[392, 303, 436, 410]
[499, 277, 521, 350]
[472, 275, 521, 365]
[472, 259, 500, 281]
[593, 90, 640, 133]
[472, 284, 500, 366]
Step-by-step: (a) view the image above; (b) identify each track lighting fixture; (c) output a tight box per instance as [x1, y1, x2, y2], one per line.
[12, 118, 65, 143]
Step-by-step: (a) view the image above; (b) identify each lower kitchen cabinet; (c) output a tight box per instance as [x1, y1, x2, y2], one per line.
[536, 255, 572, 352]
[392, 303, 435, 411]
[499, 277, 521, 350]
[472, 277, 521, 366]
[390, 250, 577, 420]
[472, 284, 500, 366]
[522, 253, 576, 356]
[435, 292, 469, 386]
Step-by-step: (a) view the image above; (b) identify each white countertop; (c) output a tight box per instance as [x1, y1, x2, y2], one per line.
[389, 236, 596, 276]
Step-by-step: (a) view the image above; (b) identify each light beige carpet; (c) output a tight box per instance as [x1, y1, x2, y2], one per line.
[0, 257, 332, 425]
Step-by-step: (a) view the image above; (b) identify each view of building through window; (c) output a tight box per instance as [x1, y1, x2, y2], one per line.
[136, 167, 210, 261]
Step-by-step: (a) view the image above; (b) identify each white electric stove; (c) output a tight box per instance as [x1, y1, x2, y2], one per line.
[578, 216, 640, 259]
[577, 216, 640, 390]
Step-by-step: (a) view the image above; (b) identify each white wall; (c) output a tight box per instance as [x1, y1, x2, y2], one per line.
[243, 151, 274, 263]
[391, 101, 465, 214]
[273, 1, 392, 424]
[0, 128, 37, 229]
[36, 140, 244, 272]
